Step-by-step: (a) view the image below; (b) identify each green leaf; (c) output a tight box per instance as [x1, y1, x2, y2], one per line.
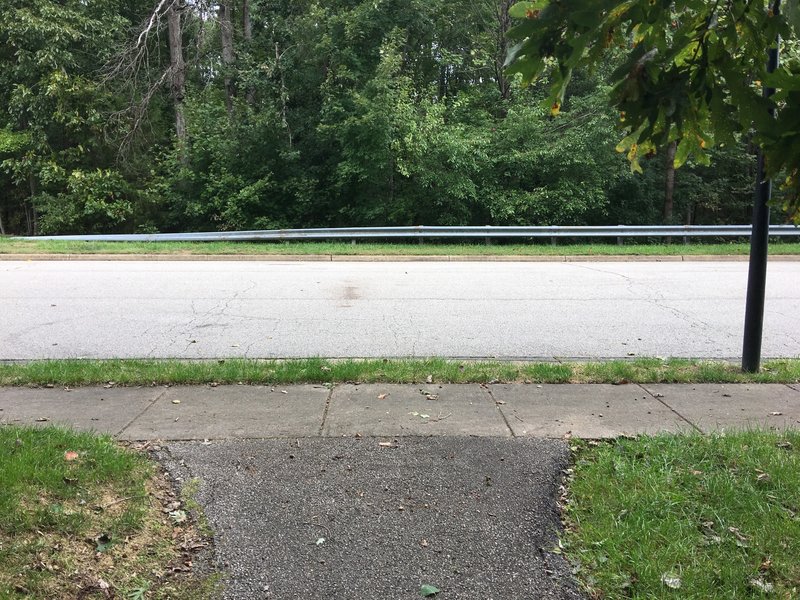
[785, 0, 800, 37]
[673, 136, 693, 169]
[420, 584, 440, 596]
[762, 68, 800, 92]
[570, 10, 601, 28]
[508, 1, 549, 19]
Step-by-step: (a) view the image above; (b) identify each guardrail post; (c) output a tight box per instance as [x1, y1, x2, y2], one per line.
[616, 236, 623, 246]
[351, 239, 357, 246]
[551, 237, 557, 247]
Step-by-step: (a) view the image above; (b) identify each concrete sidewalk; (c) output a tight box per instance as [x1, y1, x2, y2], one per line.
[2, 382, 799, 439]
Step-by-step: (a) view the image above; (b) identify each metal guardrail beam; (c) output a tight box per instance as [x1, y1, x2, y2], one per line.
[16, 224, 800, 243]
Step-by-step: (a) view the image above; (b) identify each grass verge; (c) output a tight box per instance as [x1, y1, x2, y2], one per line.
[564, 431, 800, 598]
[2, 238, 799, 256]
[0, 426, 218, 599]
[0, 358, 798, 387]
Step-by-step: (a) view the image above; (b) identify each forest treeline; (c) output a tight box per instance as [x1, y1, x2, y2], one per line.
[0, 0, 776, 236]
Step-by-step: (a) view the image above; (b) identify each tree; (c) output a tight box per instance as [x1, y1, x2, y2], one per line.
[0, 0, 136, 234]
[505, 0, 800, 222]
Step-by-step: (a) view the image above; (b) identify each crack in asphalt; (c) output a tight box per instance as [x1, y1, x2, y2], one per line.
[570, 263, 731, 345]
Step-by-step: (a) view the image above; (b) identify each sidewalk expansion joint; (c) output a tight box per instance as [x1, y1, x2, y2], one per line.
[636, 383, 702, 433]
[483, 384, 515, 438]
[115, 387, 168, 439]
[318, 384, 335, 435]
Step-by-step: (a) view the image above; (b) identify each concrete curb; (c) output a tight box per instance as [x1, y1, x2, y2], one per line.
[2, 253, 799, 262]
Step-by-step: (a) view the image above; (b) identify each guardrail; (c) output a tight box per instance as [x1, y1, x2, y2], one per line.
[17, 224, 800, 243]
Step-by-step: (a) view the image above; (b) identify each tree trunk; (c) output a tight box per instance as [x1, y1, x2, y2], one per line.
[495, 0, 514, 106]
[276, 43, 292, 147]
[0, 208, 6, 235]
[167, 1, 187, 155]
[219, 1, 236, 116]
[26, 174, 38, 235]
[242, 0, 252, 41]
[663, 140, 677, 223]
[242, 0, 255, 105]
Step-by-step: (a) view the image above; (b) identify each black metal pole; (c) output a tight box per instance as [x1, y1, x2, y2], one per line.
[742, 2, 781, 372]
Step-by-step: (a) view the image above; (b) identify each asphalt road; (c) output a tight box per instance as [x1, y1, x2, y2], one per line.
[160, 437, 584, 600]
[1, 260, 798, 359]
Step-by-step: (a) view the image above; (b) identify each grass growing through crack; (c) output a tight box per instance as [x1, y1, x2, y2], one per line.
[0, 426, 217, 599]
[564, 431, 800, 599]
[2, 237, 800, 256]
[0, 358, 798, 387]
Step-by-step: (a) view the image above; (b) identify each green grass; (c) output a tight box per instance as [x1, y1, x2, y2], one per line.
[0, 426, 218, 599]
[564, 431, 800, 598]
[2, 236, 799, 256]
[0, 357, 798, 386]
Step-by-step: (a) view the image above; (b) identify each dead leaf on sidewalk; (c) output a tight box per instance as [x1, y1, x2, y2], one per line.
[770, 411, 782, 416]
[377, 393, 388, 400]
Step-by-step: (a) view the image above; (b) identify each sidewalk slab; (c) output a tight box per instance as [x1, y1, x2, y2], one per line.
[641, 383, 800, 432]
[323, 384, 509, 437]
[490, 384, 691, 438]
[0, 386, 161, 435]
[119, 385, 329, 441]
[161, 437, 583, 600]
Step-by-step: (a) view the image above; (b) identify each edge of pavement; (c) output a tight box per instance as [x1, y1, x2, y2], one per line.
[2, 382, 799, 441]
[2, 253, 800, 262]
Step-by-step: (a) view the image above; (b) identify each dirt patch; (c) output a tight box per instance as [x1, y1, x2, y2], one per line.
[0, 442, 217, 599]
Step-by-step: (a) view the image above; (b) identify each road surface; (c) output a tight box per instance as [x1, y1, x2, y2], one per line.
[1, 260, 798, 360]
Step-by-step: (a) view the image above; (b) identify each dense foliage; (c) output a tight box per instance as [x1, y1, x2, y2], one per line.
[0, 0, 791, 235]
[507, 0, 800, 222]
